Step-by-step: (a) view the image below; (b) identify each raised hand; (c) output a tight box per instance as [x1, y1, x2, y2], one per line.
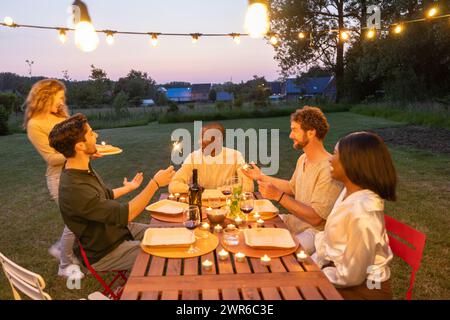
[257, 180, 282, 201]
[123, 172, 144, 192]
[240, 162, 263, 181]
[153, 166, 175, 187]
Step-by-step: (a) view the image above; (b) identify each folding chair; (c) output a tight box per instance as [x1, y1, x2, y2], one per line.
[384, 214, 426, 300]
[77, 240, 128, 300]
[0, 252, 52, 300]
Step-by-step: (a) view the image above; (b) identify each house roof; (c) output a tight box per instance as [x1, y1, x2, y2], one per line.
[286, 76, 334, 95]
[166, 87, 192, 99]
[192, 83, 211, 95]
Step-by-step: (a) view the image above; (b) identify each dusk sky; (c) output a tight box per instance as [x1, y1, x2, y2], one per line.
[0, 0, 282, 84]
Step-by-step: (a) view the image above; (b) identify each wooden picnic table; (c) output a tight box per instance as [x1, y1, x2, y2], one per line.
[120, 193, 343, 300]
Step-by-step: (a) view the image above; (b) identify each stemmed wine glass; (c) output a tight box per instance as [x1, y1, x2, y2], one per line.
[183, 205, 201, 253]
[239, 192, 255, 221]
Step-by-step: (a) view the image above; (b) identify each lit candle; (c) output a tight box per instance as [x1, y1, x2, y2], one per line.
[226, 224, 236, 230]
[218, 249, 229, 261]
[206, 207, 213, 213]
[202, 259, 213, 271]
[179, 196, 186, 203]
[235, 252, 246, 263]
[168, 194, 175, 201]
[101, 141, 106, 146]
[256, 218, 265, 227]
[214, 224, 223, 233]
[296, 250, 308, 262]
[234, 216, 243, 226]
[174, 193, 180, 200]
[253, 212, 261, 220]
[260, 254, 271, 266]
[201, 222, 210, 231]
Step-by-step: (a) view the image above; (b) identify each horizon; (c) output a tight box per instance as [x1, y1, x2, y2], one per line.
[0, 0, 285, 83]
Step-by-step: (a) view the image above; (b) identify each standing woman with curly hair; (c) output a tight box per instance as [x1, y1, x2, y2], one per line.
[24, 79, 84, 279]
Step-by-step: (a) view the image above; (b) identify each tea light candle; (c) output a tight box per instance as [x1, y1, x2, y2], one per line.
[214, 225, 223, 233]
[179, 196, 186, 203]
[296, 250, 308, 262]
[260, 254, 271, 266]
[235, 252, 246, 263]
[168, 193, 175, 201]
[218, 249, 229, 261]
[202, 259, 213, 271]
[174, 193, 180, 200]
[201, 222, 210, 231]
[101, 141, 106, 146]
[253, 212, 261, 220]
[256, 218, 265, 227]
[206, 207, 213, 213]
[226, 224, 236, 230]
[234, 216, 243, 225]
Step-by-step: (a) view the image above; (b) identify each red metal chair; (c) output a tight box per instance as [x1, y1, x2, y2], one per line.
[77, 240, 128, 300]
[384, 214, 426, 300]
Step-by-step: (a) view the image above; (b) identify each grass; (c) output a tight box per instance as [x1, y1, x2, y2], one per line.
[0, 112, 449, 299]
[351, 102, 450, 129]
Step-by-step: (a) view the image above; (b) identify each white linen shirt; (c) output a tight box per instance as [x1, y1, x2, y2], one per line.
[313, 188, 393, 288]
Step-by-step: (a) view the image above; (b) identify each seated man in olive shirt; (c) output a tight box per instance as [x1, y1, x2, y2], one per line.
[49, 113, 174, 271]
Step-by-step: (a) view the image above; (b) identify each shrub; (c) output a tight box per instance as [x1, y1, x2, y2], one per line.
[113, 91, 130, 116]
[187, 103, 195, 110]
[233, 97, 243, 108]
[215, 101, 226, 110]
[0, 105, 11, 135]
[167, 100, 179, 113]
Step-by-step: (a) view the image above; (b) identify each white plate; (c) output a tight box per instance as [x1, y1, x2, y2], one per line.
[98, 148, 123, 156]
[145, 199, 189, 215]
[142, 228, 195, 247]
[252, 199, 279, 214]
[244, 228, 296, 249]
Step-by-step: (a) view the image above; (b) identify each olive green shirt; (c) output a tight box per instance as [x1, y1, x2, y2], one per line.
[58, 163, 131, 264]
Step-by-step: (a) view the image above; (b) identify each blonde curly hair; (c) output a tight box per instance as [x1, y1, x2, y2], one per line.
[23, 79, 69, 129]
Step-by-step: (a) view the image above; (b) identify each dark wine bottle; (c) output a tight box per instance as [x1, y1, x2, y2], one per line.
[188, 169, 202, 213]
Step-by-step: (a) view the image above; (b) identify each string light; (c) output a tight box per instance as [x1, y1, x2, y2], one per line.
[3, 16, 14, 27]
[366, 28, 376, 39]
[73, 0, 99, 52]
[427, 7, 438, 18]
[269, 33, 279, 45]
[150, 33, 159, 47]
[298, 32, 306, 39]
[245, 0, 270, 38]
[393, 24, 403, 34]
[340, 31, 349, 41]
[191, 33, 200, 44]
[105, 31, 115, 45]
[230, 33, 241, 44]
[58, 29, 67, 43]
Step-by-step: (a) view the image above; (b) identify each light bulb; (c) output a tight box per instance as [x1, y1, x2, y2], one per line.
[59, 29, 67, 43]
[427, 7, 438, 18]
[244, 2, 270, 38]
[233, 35, 241, 44]
[340, 31, 349, 41]
[74, 21, 99, 52]
[298, 32, 306, 39]
[106, 33, 114, 45]
[3, 16, 14, 26]
[151, 34, 158, 47]
[191, 34, 199, 44]
[366, 29, 375, 39]
[270, 35, 279, 45]
[394, 24, 403, 34]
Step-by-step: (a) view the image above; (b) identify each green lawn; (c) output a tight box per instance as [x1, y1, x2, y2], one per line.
[0, 112, 448, 300]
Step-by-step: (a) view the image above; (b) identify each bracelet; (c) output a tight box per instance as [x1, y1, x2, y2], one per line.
[152, 178, 160, 189]
[277, 192, 285, 203]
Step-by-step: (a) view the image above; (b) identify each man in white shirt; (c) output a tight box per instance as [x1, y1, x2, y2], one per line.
[242, 106, 343, 254]
[169, 122, 254, 194]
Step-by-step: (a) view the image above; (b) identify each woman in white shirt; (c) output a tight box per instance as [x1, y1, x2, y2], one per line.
[313, 131, 397, 299]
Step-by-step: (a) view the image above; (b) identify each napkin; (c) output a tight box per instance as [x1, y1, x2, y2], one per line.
[142, 228, 195, 247]
[244, 228, 296, 249]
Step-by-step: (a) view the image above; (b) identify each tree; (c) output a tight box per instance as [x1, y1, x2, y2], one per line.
[113, 91, 129, 116]
[115, 70, 158, 107]
[208, 88, 217, 102]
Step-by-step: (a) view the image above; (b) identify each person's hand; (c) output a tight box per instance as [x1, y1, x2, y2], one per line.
[257, 180, 283, 201]
[90, 152, 103, 160]
[241, 162, 263, 181]
[153, 166, 175, 188]
[123, 172, 144, 192]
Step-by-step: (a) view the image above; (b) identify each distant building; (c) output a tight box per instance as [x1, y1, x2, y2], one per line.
[285, 76, 336, 101]
[166, 87, 193, 103]
[216, 91, 234, 102]
[191, 83, 211, 102]
[269, 81, 285, 95]
[141, 99, 155, 106]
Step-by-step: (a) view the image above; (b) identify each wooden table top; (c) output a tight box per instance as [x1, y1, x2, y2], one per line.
[121, 193, 342, 300]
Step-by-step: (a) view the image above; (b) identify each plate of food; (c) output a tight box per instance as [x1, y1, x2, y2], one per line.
[96, 143, 122, 156]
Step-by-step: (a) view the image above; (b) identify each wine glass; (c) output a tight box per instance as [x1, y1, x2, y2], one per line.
[239, 192, 254, 221]
[220, 180, 232, 206]
[183, 205, 201, 253]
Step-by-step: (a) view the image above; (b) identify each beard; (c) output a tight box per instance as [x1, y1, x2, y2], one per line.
[293, 136, 309, 150]
[84, 143, 97, 155]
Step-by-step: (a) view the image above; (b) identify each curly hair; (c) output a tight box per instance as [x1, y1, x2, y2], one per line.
[290, 106, 329, 140]
[23, 79, 69, 129]
[49, 113, 88, 158]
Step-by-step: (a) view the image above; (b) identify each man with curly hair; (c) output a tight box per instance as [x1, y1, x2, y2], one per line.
[242, 106, 343, 254]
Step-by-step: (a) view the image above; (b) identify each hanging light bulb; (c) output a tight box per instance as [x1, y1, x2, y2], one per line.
[366, 28, 376, 39]
[427, 7, 438, 18]
[3, 16, 14, 26]
[58, 29, 67, 43]
[230, 33, 241, 44]
[191, 33, 200, 44]
[340, 31, 349, 41]
[393, 24, 403, 34]
[298, 32, 306, 39]
[105, 31, 114, 45]
[151, 33, 159, 47]
[72, 0, 99, 52]
[244, 0, 270, 38]
[269, 33, 279, 45]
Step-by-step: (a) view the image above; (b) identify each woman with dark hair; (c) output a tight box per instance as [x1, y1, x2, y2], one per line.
[312, 131, 397, 300]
